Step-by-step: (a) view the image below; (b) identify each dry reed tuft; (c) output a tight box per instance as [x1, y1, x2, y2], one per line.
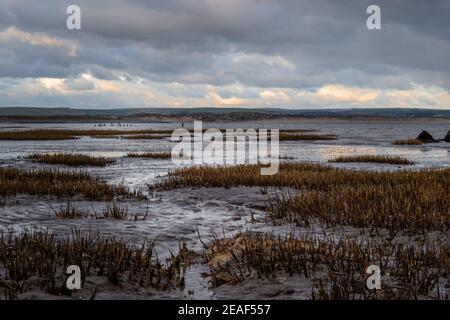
[0, 167, 145, 200]
[0, 128, 322, 141]
[0, 230, 191, 298]
[101, 202, 129, 220]
[205, 232, 450, 299]
[127, 151, 172, 159]
[51, 201, 89, 219]
[392, 139, 423, 145]
[267, 180, 450, 233]
[153, 162, 447, 191]
[0, 129, 174, 140]
[26, 153, 115, 167]
[329, 155, 414, 165]
[154, 163, 449, 233]
[153, 163, 334, 190]
[0, 130, 78, 140]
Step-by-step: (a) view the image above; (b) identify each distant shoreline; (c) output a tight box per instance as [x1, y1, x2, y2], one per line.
[1, 115, 449, 123]
[1, 107, 450, 122]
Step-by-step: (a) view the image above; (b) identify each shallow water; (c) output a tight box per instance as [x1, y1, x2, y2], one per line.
[1, 120, 450, 175]
[1, 119, 449, 299]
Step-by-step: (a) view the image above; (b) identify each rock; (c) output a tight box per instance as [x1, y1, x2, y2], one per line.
[416, 130, 436, 143]
[445, 130, 450, 142]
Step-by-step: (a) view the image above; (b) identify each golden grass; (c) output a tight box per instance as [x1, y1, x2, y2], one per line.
[25, 153, 115, 167]
[154, 162, 446, 191]
[0, 128, 321, 141]
[205, 232, 450, 299]
[153, 163, 333, 190]
[154, 163, 449, 233]
[0, 129, 174, 140]
[0, 167, 145, 200]
[329, 155, 414, 165]
[267, 180, 449, 233]
[279, 133, 337, 141]
[392, 139, 423, 145]
[127, 151, 172, 159]
[0, 130, 78, 140]
[0, 230, 191, 297]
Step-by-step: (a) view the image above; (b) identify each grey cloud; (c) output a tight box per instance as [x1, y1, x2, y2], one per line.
[0, 0, 449, 108]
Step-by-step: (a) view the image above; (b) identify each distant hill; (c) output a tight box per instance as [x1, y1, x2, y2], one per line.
[0, 107, 449, 120]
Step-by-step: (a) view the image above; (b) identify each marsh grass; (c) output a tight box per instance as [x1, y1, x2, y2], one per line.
[153, 163, 333, 190]
[26, 153, 115, 167]
[155, 163, 449, 233]
[0, 129, 174, 140]
[0, 230, 191, 298]
[50, 201, 149, 221]
[267, 181, 450, 234]
[0, 167, 145, 200]
[392, 139, 423, 145]
[0, 128, 323, 141]
[0, 130, 78, 140]
[154, 163, 446, 191]
[0, 128, 322, 141]
[329, 155, 414, 165]
[205, 232, 450, 299]
[50, 201, 89, 219]
[127, 151, 172, 159]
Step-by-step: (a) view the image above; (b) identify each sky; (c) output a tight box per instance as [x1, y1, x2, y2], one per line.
[0, 0, 449, 109]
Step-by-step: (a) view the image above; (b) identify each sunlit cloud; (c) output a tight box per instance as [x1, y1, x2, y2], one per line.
[315, 85, 379, 104]
[0, 27, 77, 57]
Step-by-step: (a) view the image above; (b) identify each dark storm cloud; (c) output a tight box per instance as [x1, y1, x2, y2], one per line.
[0, 0, 449, 108]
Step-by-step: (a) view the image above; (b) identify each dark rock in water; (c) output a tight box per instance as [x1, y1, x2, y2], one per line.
[416, 130, 436, 143]
[445, 130, 450, 142]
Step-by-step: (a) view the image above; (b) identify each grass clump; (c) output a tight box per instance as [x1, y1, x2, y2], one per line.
[329, 155, 414, 165]
[51, 201, 89, 219]
[0, 230, 191, 298]
[0, 167, 144, 200]
[0, 129, 174, 140]
[153, 162, 442, 191]
[392, 139, 423, 145]
[102, 202, 129, 220]
[0, 128, 324, 141]
[127, 151, 172, 159]
[267, 180, 449, 233]
[205, 232, 450, 299]
[154, 163, 449, 233]
[0, 130, 78, 140]
[25, 153, 115, 167]
[153, 163, 334, 190]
